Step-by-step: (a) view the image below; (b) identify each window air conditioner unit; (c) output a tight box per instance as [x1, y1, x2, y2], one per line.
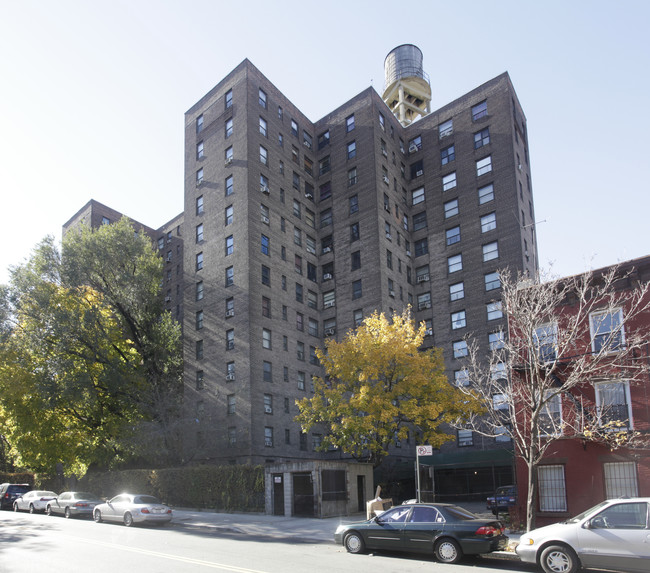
[323, 273, 333, 280]
[261, 185, 270, 194]
[297, 352, 304, 360]
[383, 175, 389, 184]
[409, 144, 418, 153]
[419, 302, 432, 310]
[324, 328, 336, 336]
[305, 192, 313, 199]
[417, 274, 430, 283]
[264, 439, 273, 447]
[384, 204, 390, 212]
[406, 250, 412, 257]
[196, 180, 203, 187]
[261, 215, 270, 224]
[322, 246, 332, 254]
[226, 373, 235, 381]
[225, 309, 234, 317]
[425, 329, 433, 336]
[324, 301, 335, 308]
[225, 156, 233, 165]
[389, 290, 395, 298]
[306, 246, 316, 255]
[265, 406, 273, 414]
[164, 296, 171, 303]
[416, 170, 423, 177]
[227, 341, 234, 350]
[303, 141, 311, 148]
[385, 233, 392, 240]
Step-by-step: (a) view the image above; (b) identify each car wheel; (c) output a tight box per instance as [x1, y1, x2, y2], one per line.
[93, 509, 102, 523]
[344, 531, 366, 554]
[123, 512, 133, 527]
[64, 507, 71, 519]
[29, 504, 35, 514]
[434, 538, 463, 564]
[540, 544, 580, 573]
[13, 502, 19, 512]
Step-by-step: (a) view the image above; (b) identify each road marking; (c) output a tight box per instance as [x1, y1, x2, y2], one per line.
[69, 535, 269, 572]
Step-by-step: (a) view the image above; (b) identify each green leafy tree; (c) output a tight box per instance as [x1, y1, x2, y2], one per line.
[0, 219, 182, 476]
[295, 309, 482, 467]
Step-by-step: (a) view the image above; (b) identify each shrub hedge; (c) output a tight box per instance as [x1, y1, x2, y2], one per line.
[0, 472, 34, 486]
[79, 465, 265, 512]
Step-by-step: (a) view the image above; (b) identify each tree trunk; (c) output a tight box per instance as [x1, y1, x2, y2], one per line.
[526, 462, 538, 531]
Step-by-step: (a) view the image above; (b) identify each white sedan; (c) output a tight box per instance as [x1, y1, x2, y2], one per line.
[516, 497, 650, 573]
[13, 490, 57, 513]
[93, 493, 172, 527]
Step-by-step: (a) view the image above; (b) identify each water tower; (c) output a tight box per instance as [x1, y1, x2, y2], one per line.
[382, 44, 431, 127]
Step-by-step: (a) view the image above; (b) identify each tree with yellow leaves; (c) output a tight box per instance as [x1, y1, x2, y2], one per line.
[295, 309, 482, 467]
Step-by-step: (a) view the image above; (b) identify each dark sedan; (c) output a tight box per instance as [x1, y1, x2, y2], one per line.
[334, 503, 507, 564]
[46, 492, 103, 519]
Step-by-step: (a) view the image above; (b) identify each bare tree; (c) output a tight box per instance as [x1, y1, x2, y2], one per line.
[455, 264, 650, 531]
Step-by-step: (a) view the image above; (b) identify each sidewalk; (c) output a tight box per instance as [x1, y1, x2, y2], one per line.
[171, 506, 521, 557]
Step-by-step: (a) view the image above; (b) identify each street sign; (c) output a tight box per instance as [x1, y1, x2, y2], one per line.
[416, 445, 432, 456]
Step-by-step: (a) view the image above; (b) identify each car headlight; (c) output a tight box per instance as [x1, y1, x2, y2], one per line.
[522, 537, 535, 545]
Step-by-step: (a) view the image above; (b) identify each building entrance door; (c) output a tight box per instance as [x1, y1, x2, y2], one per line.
[292, 473, 314, 517]
[272, 473, 284, 516]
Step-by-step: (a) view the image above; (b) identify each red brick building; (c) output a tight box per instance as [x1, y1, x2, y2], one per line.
[513, 256, 650, 527]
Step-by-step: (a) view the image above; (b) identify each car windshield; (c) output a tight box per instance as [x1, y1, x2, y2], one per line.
[443, 505, 479, 520]
[565, 500, 610, 523]
[135, 495, 161, 505]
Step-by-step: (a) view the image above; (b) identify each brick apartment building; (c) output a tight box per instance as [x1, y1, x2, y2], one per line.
[64, 46, 538, 499]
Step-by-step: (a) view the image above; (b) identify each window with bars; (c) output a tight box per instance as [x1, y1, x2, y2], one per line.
[538, 465, 567, 512]
[604, 462, 639, 498]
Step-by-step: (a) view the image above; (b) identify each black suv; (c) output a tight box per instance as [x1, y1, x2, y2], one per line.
[0, 483, 31, 510]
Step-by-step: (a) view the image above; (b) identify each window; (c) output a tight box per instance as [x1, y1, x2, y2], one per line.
[320, 208, 332, 228]
[318, 155, 330, 176]
[195, 370, 204, 390]
[441, 144, 455, 165]
[225, 117, 233, 138]
[412, 186, 425, 205]
[346, 114, 355, 132]
[448, 254, 462, 273]
[303, 156, 313, 176]
[408, 136, 422, 153]
[309, 345, 318, 365]
[450, 282, 464, 301]
[196, 114, 204, 133]
[478, 183, 494, 204]
[227, 394, 236, 415]
[264, 427, 273, 447]
[386, 249, 393, 269]
[483, 241, 499, 261]
[318, 130, 330, 150]
[262, 328, 272, 349]
[196, 168, 204, 185]
[481, 212, 497, 233]
[417, 292, 431, 310]
[195, 339, 203, 359]
[534, 323, 558, 363]
[228, 427, 236, 446]
[259, 145, 268, 166]
[262, 296, 271, 318]
[590, 309, 624, 353]
[347, 140, 356, 159]
[451, 310, 466, 330]
[457, 429, 473, 447]
[195, 223, 203, 243]
[263, 362, 272, 383]
[414, 238, 428, 257]
[308, 318, 318, 337]
[277, 106, 283, 120]
[539, 391, 562, 436]
[195, 252, 203, 271]
[538, 465, 567, 512]
[295, 282, 303, 303]
[489, 330, 505, 350]
[352, 279, 362, 300]
[485, 271, 500, 291]
[307, 290, 317, 310]
[349, 194, 358, 214]
[453, 340, 468, 358]
[487, 301, 503, 321]
[319, 181, 331, 201]
[472, 100, 488, 121]
[258, 88, 267, 108]
[439, 119, 453, 138]
[305, 208, 315, 228]
[225, 89, 232, 109]
[353, 308, 363, 327]
[350, 222, 359, 242]
[444, 199, 459, 218]
[226, 266, 234, 286]
[474, 127, 490, 149]
[476, 155, 492, 176]
[226, 329, 234, 350]
[351, 250, 361, 271]
[196, 195, 204, 216]
[292, 199, 302, 219]
[454, 369, 470, 387]
[290, 119, 298, 137]
[260, 234, 269, 256]
[261, 265, 270, 286]
[195, 281, 204, 301]
[196, 140, 204, 159]
[603, 462, 639, 498]
[225, 235, 233, 256]
[294, 254, 302, 275]
[442, 172, 457, 191]
[225, 175, 233, 196]
[413, 211, 427, 231]
[446, 226, 461, 246]
[195, 310, 204, 330]
[595, 381, 632, 430]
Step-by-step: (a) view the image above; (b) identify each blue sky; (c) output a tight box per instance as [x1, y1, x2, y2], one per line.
[1, 0, 648, 284]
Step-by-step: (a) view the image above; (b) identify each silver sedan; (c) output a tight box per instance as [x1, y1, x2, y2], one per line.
[93, 493, 172, 527]
[516, 497, 650, 573]
[46, 491, 103, 518]
[13, 490, 57, 513]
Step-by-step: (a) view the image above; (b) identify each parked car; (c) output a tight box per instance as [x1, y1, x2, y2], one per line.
[13, 490, 57, 513]
[486, 485, 517, 515]
[334, 502, 507, 564]
[93, 493, 172, 527]
[46, 491, 103, 519]
[0, 483, 31, 511]
[516, 497, 650, 573]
